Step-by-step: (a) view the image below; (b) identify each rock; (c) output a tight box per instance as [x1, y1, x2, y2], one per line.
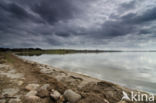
[63, 89, 81, 103]
[104, 99, 110, 103]
[24, 90, 40, 102]
[18, 81, 24, 86]
[2, 88, 19, 97]
[58, 96, 65, 103]
[23, 95, 40, 102]
[78, 95, 108, 103]
[37, 89, 49, 98]
[37, 84, 50, 98]
[0, 94, 3, 98]
[50, 89, 61, 100]
[0, 59, 6, 64]
[118, 101, 127, 103]
[25, 84, 40, 91]
[26, 90, 37, 97]
[9, 98, 21, 103]
[0, 100, 6, 103]
[40, 84, 50, 90]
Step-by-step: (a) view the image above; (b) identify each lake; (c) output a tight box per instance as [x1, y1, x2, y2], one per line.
[20, 52, 156, 94]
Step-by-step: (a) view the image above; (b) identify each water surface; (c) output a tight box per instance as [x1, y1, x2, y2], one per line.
[20, 52, 156, 94]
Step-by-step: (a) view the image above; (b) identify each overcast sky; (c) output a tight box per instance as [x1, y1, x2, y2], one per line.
[0, 0, 156, 50]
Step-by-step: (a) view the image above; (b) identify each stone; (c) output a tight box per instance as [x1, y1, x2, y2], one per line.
[26, 90, 37, 97]
[37, 89, 49, 98]
[118, 101, 127, 103]
[0, 94, 3, 98]
[40, 84, 50, 90]
[9, 98, 21, 103]
[26, 95, 39, 100]
[2, 88, 19, 97]
[17, 81, 24, 86]
[104, 99, 110, 103]
[24, 90, 40, 102]
[0, 100, 6, 103]
[50, 89, 61, 100]
[63, 89, 81, 103]
[25, 84, 40, 91]
[24, 95, 40, 102]
[0, 59, 6, 64]
[58, 96, 65, 103]
[37, 84, 50, 98]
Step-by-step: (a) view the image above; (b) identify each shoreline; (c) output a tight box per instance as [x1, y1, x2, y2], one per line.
[18, 55, 131, 91]
[19, 53, 156, 95]
[0, 52, 155, 103]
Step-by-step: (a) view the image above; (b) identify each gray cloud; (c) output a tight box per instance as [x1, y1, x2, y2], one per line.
[0, 0, 156, 49]
[121, 7, 156, 24]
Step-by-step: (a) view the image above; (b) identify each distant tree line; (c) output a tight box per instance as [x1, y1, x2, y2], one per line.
[0, 48, 155, 53]
[0, 48, 42, 52]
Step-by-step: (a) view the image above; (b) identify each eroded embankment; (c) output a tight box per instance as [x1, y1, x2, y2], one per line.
[0, 52, 155, 103]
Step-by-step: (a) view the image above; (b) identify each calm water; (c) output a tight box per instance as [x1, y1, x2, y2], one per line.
[20, 52, 156, 94]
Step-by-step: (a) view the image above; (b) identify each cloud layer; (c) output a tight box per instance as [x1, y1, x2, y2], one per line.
[0, 0, 156, 49]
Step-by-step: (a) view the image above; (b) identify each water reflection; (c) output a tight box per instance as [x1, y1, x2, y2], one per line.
[20, 52, 156, 94]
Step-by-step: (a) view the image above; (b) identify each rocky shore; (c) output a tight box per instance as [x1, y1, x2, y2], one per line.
[0, 52, 155, 103]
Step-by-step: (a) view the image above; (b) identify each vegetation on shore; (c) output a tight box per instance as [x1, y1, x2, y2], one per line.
[0, 48, 122, 56]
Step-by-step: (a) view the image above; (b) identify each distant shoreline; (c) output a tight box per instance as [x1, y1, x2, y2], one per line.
[0, 48, 156, 56]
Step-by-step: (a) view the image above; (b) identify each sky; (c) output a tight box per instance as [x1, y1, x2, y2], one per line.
[0, 0, 156, 50]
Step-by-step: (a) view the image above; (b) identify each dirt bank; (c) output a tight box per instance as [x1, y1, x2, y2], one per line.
[0, 52, 155, 103]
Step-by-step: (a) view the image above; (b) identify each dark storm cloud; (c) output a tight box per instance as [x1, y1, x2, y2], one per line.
[0, 0, 156, 49]
[122, 7, 156, 24]
[92, 5, 156, 39]
[119, 0, 136, 11]
[0, 1, 42, 22]
[31, 0, 79, 24]
[3, 3, 29, 19]
[0, 0, 43, 34]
